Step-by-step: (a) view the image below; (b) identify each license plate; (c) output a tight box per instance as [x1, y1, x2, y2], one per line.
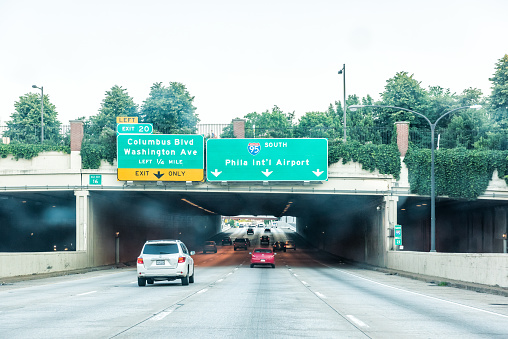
[156, 260, 165, 265]
[260, 259, 265, 262]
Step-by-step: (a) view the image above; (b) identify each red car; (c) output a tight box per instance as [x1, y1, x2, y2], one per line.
[250, 248, 276, 268]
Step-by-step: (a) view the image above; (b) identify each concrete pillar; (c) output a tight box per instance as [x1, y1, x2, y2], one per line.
[70, 120, 84, 170]
[395, 121, 410, 157]
[74, 190, 90, 252]
[383, 195, 399, 254]
[233, 119, 245, 138]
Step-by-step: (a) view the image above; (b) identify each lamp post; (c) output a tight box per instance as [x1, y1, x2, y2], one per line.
[337, 64, 346, 142]
[348, 104, 481, 252]
[32, 85, 44, 143]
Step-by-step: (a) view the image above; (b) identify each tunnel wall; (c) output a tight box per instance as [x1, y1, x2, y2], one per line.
[398, 201, 508, 253]
[89, 193, 221, 266]
[296, 204, 385, 267]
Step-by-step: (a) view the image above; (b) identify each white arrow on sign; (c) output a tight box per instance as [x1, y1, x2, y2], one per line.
[312, 169, 324, 177]
[262, 169, 273, 177]
[211, 169, 222, 177]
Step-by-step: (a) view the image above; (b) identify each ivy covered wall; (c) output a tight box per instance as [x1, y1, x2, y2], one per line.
[404, 147, 508, 200]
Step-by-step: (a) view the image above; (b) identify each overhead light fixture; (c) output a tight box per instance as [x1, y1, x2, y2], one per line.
[181, 198, 216, 214]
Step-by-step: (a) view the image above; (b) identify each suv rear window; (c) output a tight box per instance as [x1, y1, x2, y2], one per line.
[143, 243, 179, 255]
[235, 238, 246, 242]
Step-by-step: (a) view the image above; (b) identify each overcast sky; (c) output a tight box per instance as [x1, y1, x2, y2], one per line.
[0, 0, 506, 125]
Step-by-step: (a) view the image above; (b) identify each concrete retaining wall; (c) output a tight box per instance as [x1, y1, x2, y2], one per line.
[0, 251, 90, 278]
[386, 251, 508, 288]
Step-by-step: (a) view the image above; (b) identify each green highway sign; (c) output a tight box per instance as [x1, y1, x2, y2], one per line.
[394, 224, 402, 246]
[117, 134, 204, 181]
[89, 174, 102, 185]
[206, 138, 328, 181]
[117, 123, 153, 135]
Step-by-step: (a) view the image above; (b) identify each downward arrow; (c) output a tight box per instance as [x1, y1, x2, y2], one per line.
[312, 169, 324, 177]
[262, 169, 273, 177]
[211, 169, 222, 177]
[154, 171, 165, 179]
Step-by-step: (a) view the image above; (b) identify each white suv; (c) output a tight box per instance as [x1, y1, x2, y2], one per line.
[137, 240, 195, 286]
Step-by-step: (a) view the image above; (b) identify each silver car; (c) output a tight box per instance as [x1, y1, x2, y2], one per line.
[137, 239, 195, 286]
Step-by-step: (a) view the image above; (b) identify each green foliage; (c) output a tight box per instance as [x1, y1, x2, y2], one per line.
[295, 110, 339, 139]
[80, 140, 106, 169]
[328, 140, 401, 180]
[0, 142, 70, 160]
[87, 85, 138, 137]
[4, 92, 63, 144]
[81, 85, 138, 168]
[404, 147, 508, 199]
[489, 54, 508, 111]
[220, 106, 295, 138]
[141, 82, 199, 134]
[378, 72, 429, 128]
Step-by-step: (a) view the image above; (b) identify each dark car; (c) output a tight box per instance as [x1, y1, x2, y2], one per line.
[203, 241, 217, 253]
[264, 228, 271, 233]
[285, 240, 296, 250]
[272, 241, 286, 252]
[245, 238, 251, 246]
[234, 238, 249, 251]
[260, 235, 270, 245]
[222, 237, 232, 245]
[247, 228, 254, 235]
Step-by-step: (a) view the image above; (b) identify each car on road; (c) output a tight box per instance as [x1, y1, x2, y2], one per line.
[272, 241, 286, 252]
[233, 238, 249, 251]
[245, 238, 251, 246]
[285, 240, 296, 250]
[250, 248, 276, 268]
[247, 228, 254, 235]
[264, 228, 271, 233]
[260, 235, 270, 245]
[137, 239, 195, 286]
[222, 237, 232, 245]
[203, 241, 217, 253]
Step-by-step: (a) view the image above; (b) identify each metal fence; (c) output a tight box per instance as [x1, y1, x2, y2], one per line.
[1, 124, 507, 150]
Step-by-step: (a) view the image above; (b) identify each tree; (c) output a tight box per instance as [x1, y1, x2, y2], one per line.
[295, 110, 338, 139]
[246, 106, 295, 138]
[489, 54, 508, 127]
[87, 85, 138, 137]
[221, 106, 295, 138]
[4, 92, 61, 144]
[378, 72, 429, 129]
[141, 82, 199, 134]
[82, 85, 138, 166]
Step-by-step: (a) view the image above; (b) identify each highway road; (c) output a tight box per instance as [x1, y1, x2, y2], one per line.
[1, 227, 507, 338]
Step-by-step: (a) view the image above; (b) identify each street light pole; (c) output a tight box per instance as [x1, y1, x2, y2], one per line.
[338, 64, 346, 142]
[348, 104, 481, 252]
[32, 85, 44, 143]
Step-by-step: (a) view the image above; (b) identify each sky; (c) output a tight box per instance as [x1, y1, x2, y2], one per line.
[0, 0, 506, 125]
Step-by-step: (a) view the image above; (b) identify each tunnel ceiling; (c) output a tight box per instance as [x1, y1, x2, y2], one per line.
[0, 190, 383, 219]
[92, 191, 384, 219]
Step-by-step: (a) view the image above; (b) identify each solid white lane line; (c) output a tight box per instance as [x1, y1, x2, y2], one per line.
[315, 292, 327, 299]
[317, 261, 508, 319]
[346, 315, 369, 328]
[76, 291, 97, 296]
[151, 310, 173, 321]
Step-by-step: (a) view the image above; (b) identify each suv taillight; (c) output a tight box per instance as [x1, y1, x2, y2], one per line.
[137, 257, 144, 264]
[178, 257, 186, 263]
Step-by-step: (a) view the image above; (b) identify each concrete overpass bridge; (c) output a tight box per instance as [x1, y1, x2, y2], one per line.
[0, 148, 507, 288]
